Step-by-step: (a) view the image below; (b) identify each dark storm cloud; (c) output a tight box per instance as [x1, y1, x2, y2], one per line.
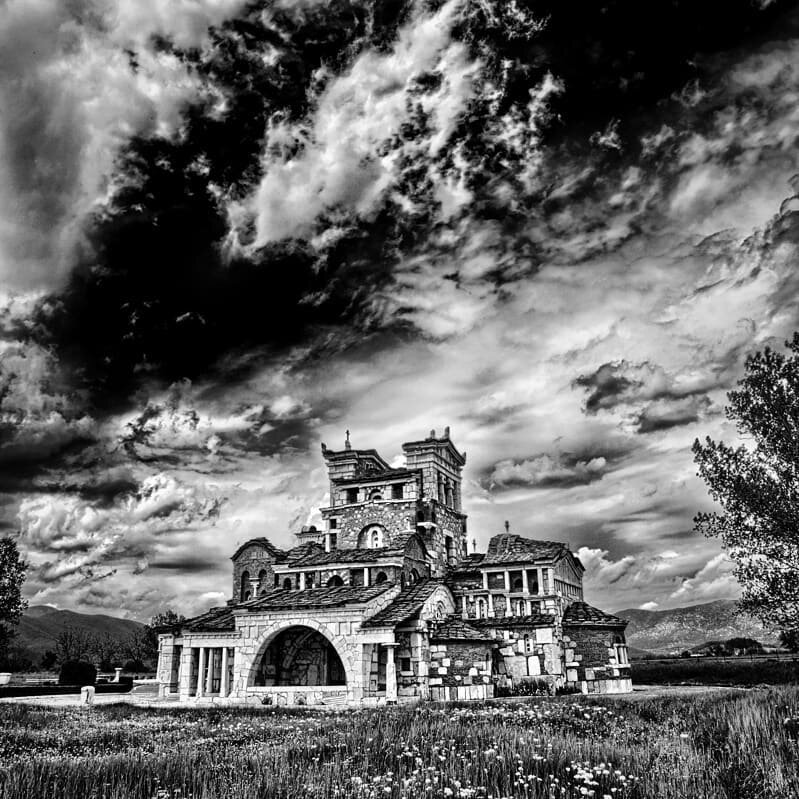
[573, 360, 719, 433]
[14, 0, 788, 414]
[483, 437, 638, 491]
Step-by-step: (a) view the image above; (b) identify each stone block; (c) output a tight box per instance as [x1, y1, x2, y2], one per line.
[566, 669, 578, 682]
[430, 677, 442, 686]
[565, 648, 575, 661]
[482, 676, 490, 684]
[584, 668, 594, 681]
[499, 646, 515, 657]
[527, 656, 541, 676]
[438, 667, 447, 675]
[418, 662, 429, 677]
[536, 628, 553, 644]
[468, 667, 478, 677]
[442, 658, 451, 667]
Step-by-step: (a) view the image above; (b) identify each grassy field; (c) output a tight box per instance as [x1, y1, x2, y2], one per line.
[631, 656, 799, 685]
[1, 688, 798, 799]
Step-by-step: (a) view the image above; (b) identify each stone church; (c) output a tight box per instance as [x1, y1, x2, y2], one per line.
[156, 429, 631, 705]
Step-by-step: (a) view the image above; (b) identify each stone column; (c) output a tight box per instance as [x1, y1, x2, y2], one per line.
[179, 647, 193, 698]
[196, 647, 205, 698]
[249, 578, 260, 598]
[487, 593, 494, 617]
[537, 568, 544, 595]
[385, 643, 399, 703]
[363, 567, 370, 587]
[482, 571, 489, 590]
[205, 648, 214, 694]
[522, 569, 530, 594]
[505, 594, 512, 616]
[299, 572, 306, 590]
[504, 569, 510, 592]
[461, 595, 468, 619]
[221, 646, 229, 697]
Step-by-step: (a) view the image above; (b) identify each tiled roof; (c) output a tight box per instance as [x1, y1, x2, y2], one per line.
[468, 614, 557, 629]
[287, 546, 404, 567]
[481, 534, 569, 566]
[241, 584, 392, 612]
[283, 542, 325, 563]
[562, 602, 627, 627]
[361, 579, 445, 628]
[230, 537, 286, 562]
[430, 617, 495, 642]
[182, 607, 236, 632]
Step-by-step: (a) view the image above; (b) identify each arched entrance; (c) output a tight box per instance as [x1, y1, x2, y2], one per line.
[250, 625, 347, 687]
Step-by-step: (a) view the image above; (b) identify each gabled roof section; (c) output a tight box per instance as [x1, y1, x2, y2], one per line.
[361, 579, 445, 628]
[562, 602, 627, 627]
[481, 534, 573, 567]
[240, 584, 392, 612]
[181, 606, 236, 632]
[230, 537, 286, 562]
[430, 616, 495, 642]
[283, 541, 325, 563]
[286, 546, 400, 567]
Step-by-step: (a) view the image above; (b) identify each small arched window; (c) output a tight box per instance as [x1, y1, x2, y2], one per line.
[512, 576, 524, 592]
[305, 573, 314, 589]
[283, 577, 293, 590]
[327, 575, 344, 587]
[375, 571, 388, 584]
[240, 570, 250, 601]
[369, 490, 383, 501]
[514, 599, 525, 616]
[410, 568, 420, 585]
[477, 598, 487, 619]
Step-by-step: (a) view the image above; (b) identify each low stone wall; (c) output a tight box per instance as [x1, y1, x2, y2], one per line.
[240, 685, 350, 707]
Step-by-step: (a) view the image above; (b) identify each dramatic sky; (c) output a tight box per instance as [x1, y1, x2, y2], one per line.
[2, 0, 799, 621]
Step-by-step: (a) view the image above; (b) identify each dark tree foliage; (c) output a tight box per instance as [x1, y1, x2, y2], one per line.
[693, 334, 799, 629]
[0, 537, 27, 669]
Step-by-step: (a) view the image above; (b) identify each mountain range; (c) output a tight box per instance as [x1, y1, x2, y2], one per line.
[615, 599, 780, 655]
[10, 600, 779, 661]
[15, 606, 144, 660]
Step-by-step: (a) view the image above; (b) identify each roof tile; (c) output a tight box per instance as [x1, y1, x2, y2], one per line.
[562, 601, 627, 627]
[361, 579, 444, 628]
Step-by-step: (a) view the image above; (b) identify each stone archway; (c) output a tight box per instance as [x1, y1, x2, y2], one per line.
[239, 619, 359, 696]
[251, 626, 346, 687]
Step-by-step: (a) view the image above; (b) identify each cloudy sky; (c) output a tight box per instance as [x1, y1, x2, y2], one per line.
[2, 0, 799, 621]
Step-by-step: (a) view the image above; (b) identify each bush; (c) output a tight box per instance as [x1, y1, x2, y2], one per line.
[122, 659, 145, 673]
[58, 660, 97, 686]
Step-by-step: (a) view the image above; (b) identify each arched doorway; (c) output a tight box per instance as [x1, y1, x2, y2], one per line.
[250, 626, 347, 687]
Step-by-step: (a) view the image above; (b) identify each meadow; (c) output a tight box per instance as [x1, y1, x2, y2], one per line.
[631, 657, 799, 686]
[1, 688, 798, 799]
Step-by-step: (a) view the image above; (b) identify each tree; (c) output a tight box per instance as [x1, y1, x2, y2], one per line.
[779, 629, 799, 653]
[693, 334, 799, 630]
[0, 537, 27, 669]
[140, 610, 186, 664]
[54, 626, 93, 663]
[89, 632, 123, 671]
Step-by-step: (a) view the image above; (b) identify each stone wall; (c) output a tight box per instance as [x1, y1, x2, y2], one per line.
[562, 625, 632, 694]
[427, 640, 495, 702]
[232, 543, 278, 602]
[325, 500, 419, 549]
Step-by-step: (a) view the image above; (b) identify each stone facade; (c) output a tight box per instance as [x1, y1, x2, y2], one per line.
[156, 429, 631, 705]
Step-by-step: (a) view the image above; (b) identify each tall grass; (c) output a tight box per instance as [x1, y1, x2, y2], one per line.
[1, 688, 798, 798]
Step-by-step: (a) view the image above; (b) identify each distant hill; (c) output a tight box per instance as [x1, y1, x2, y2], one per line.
[615, 599, 780, 655]
[15, 606, 145, 660]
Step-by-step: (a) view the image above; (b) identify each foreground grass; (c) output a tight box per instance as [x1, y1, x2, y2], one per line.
[632, 657, 799, 685]
[1, 688, 798, 799]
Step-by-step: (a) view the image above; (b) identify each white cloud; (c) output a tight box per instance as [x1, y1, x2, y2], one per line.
[246, 0, 477, 246]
